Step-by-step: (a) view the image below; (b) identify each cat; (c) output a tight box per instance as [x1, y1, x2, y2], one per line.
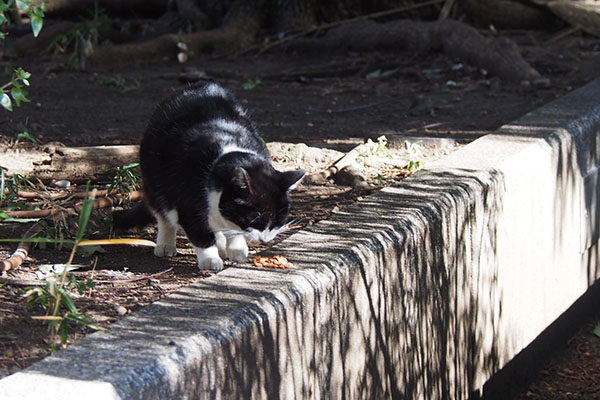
[113, 82, 305, 270]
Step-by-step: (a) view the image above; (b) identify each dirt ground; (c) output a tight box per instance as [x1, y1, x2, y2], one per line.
[1, 28, 599, 396]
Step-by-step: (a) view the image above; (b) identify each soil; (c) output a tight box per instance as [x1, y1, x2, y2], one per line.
[0, 27, 599, 396]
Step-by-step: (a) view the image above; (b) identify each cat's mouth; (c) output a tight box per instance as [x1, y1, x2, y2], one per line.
[245, 226, 285, 244]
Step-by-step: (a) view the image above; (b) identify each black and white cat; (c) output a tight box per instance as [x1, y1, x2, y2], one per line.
[113, 83, 304, 270]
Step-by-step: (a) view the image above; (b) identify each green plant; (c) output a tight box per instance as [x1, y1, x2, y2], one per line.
[15, 130, 37, 143]
[1, 185, 154, 346]
[0, 171, 36, 209]
[24, 269, 97, 347]
[0, 0, 46, 111]
[105, 162, 141, 196]
[47, 1, 105, 68]
[0, 67, 31, 111]
[0, 0, 45, 38]
[242, 78, 263, 90]
[366, 135, 393, 158]
[403, 140, 424, 172]
[406, 159, 423, 171]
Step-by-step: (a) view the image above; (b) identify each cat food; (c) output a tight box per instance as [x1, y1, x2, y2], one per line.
[251, 255, 293, 269]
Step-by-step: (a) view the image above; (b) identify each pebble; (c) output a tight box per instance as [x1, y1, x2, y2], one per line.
[333, 165, 366, 187]
[116, 305, 127, 316]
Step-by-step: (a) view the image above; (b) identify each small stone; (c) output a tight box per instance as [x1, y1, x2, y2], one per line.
[53, 180, 71, 188]
[177, 52, 188, 64]
[333, 165, 366, 187]
[116, 305, 127, 316]
[356, 181, 372, 191]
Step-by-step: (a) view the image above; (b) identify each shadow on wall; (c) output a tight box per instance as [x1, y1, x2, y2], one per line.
[28, 168, 505, 399]
[173, 167, 508, 399]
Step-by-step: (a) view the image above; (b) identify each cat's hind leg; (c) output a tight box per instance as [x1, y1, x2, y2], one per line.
[154, 211, 178, 257]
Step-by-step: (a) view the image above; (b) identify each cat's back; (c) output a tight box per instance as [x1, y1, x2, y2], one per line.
[144, 83, 255, 144]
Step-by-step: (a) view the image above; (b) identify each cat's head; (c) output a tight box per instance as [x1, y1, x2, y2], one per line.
[210, 154, 304, 243]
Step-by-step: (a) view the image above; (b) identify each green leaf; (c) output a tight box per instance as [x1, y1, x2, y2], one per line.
[75, 183, 94, 242]
[122, 162, 139, 169]
[15, 67, 31, 82]
[32, 5, 45, 17]
[59, 319, 70, 345]
[0, 2, 12, 13]
[593, 322, 600, 338]
[0, 216, 40, 223]
[31, 15, 43, 37]
[15, 0, 29, 12]
[59, 287, 78, 314]
[11, 86, 30, 106]
[242, 79, 262, 90]
[16, 131, 36, 143]
[1, 92, 12, 111]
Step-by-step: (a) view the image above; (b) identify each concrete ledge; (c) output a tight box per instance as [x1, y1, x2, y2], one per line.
[1, 79, 599, 399]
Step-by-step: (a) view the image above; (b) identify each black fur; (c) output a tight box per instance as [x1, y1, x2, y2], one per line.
[113, 83, 304, 255]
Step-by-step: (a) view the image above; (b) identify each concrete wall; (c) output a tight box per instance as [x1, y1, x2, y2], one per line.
[1, 79, 599, 399]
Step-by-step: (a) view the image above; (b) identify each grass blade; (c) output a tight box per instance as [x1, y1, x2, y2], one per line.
[75, 183, 95, 242]
[0, 237, 74, 245]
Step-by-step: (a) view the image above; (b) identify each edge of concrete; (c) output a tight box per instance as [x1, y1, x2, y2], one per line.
[1, 79, 599, 399]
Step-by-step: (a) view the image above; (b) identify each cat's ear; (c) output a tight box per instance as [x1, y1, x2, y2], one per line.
[281, 169, 305, 191]
[232, 166, 251, 190]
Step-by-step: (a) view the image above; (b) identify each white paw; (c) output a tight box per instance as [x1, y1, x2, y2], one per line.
[226, 235, 248, 262]
[195, 245, 224, 271]
[155, 244, 177, 257]
[199, 256, 224, 271]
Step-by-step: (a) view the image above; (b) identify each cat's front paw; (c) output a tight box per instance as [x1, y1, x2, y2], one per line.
[226, 235, 248, 262]
[195, 245, 224, 271]
[199, 257, 224, 270]
[155, 244, 177, 257]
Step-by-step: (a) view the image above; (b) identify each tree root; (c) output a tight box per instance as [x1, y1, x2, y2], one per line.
[289, 18, 548, 84]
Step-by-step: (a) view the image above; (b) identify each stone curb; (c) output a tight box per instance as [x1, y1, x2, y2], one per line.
[1, 79, 599, 399]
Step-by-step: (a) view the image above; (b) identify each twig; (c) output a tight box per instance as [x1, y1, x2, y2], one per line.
[253, 0, 446, 56]
[545, 26, 581, 45]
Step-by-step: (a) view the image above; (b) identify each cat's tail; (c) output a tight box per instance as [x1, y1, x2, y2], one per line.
[112, 202, 155, 230]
